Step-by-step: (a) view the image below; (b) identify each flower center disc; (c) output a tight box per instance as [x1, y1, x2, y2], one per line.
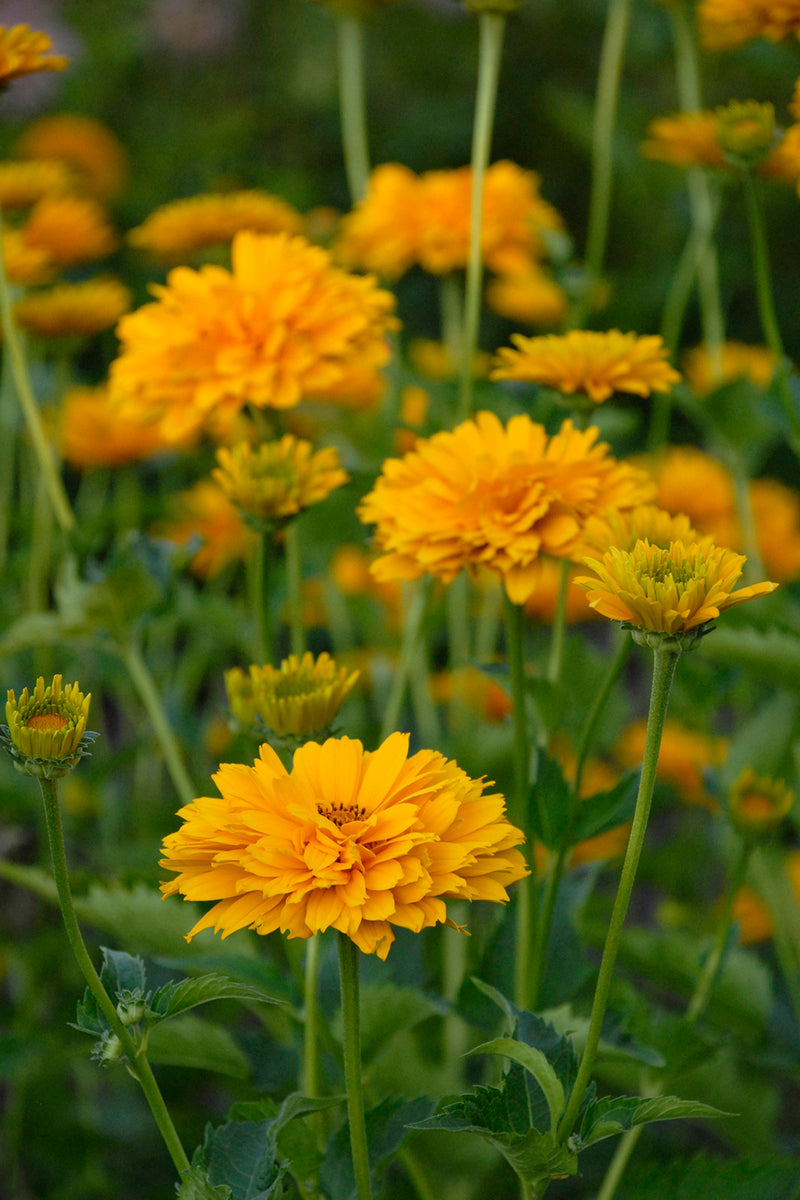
[26, 713, 68, 731]
[320, 803, 366, 829]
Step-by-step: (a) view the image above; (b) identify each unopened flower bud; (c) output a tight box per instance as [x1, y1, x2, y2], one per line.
[716, 101, 777, 170]
[728, 767, 795, 839]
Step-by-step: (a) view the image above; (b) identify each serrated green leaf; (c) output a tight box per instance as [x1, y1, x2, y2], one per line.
[527, 748, 572, 849]
[202, 1118, 283, 1200]
[149, 973, 282, 1022]
[147, 1015, 250, 1077]
[467, 1037, 565, 1133]
[100, 947, 148, 996]
[579, 1092, 729, 1147]
[320, 1095, 434, 1200]
[176, 1165, 232, 1200]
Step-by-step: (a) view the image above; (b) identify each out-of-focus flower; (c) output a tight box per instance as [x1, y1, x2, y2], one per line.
[732, 852, 800, 944]
[751, 479, 800, 582]
[17, 114, 128, 199]
[716, 100, 776, 169]
[22, 193, 116, 267]
[2, 674, 96, 779]
[0, 158, 72, 209]
[642, 109, 799, 181]
[682, 341, 776, 396]
[58, 384, 166, 469]
[109, 231, 397, 446]
[155, 479, 257, 579]
[523, 558, 602, 624]
[584, 504, 706, 558]
[159, 731, 528, 958]
[224, 651, 359, 737]
[491, 329, 681, 405]
[359, 412, 654, 605]
[485, 264, 568, 328]
[0, 24, 68, 86]
[212, 436, 348, 528]
[698, 0, 800, 51]
[576, 539, 777, 645]
[431, 665, 513, 724]
[336, 160, 564, 279]
[407, 338, 490, 382]
[2, 223, 53, 284]
[128, 190, 304, 260]
[728, 766, 795, 837]
[615, 717, 727, 808]
[13, 277, 130, 339]
[330, 542, 403, 625]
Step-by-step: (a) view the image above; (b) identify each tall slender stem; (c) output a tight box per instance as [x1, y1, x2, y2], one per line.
[38, 775, 190, 1176]
[380, 580, 428, 741]
[337, 933, 373, 1200]
[546, 559, 570, 687]
[457, 12, 506, 422]
[284, 520, 305, 658]
[572, 0, 633, 329]
[686, 837, 752, 1026]
[119, 639, 195, 807]
[336, 11, 371, 204]
[557, 645, 679, 1142]
[0, 221, 74, 534]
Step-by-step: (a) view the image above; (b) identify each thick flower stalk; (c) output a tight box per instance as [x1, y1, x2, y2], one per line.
[109, 231, 397, 445]
[160, 732, 528, 959]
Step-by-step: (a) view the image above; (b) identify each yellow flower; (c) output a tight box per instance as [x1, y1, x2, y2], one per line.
[58, 384, 166, 469]
[728, 766, 795, 837]
[17, 114, 128, 200]
[732, 852, 800, 943]
[13, 277, 131, 339]
[159, 732, 528, 958]
[22, 194, 117, 268]
[682, 341, 776, 396]
[109, 231, 397, 446]
[615, 718, 727, 808]
[485, 264, 568, 329]
[641, 111, 798, 180]
[212, 436, 348, 528]
[576, 538, 777, 642]
[0, 159, 73, 210]
[431, 666, 513, 724]
[716, 100, 776, 168]
[358, 412, 655, 605]
[751, 478, 800, 582]
[491, 329, 681, 405]
[128, 190, 304, 260]
[335, 163, 421, 280]
[2, 225, 54, 286]
[407, 338, 490, 381]
[698, 0, 800, 50]
[3, 675, 96, 779]
[155, 480, 258, 580]
[583, 504, 707, 559]
[224, 652, 359, 736]
[0, 25, 68, 86]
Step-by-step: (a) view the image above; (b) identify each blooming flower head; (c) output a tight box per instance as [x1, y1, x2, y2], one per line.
[358, 412, 655, 605]
[17, 114, 128, 200]
[13, 277, 131, 339]
[682, 341, 776, 396]
[0, 159, 73, 210]
[0, 25, 69, 86]
[728, 766, 795, 837]
[159, 732, 528, 958]
[58, 384, 166, 469]
[583, 503, 707, 558]
[491, 329, 681, 406]
[109, 231, 397, 446]
[698, 0, 800, 50]
[155, 480, 258, 579]
[128, 190, 304, 260]
[2, 675, 97, 778]
[212, 435, 348, 529]
[22, 194, 117, 268]
[641, 110, 798, 180]
[576, 538, 778, 648]
[224, 651, 359, 737]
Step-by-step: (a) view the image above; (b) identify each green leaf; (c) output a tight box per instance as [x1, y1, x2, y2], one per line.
[617, 1153, 800, 1200]
[700, 624, 800, 693]
[467, 1037, 565, 1133]
[149, 973, 282, 1022]
[320, 1095, 434, 1200]
[175, 1166, 232, 1200]
[527, 748, 573, 850]
[201, 1118, 284, 1200]
[579, 1093, 730, 1148]
[336, 982, 445, 1065]
[569, 770, 640, 844]
[146, 1015, 250, 1077]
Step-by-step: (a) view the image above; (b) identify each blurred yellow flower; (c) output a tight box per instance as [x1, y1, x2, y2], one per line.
[213, 436, 348, 527]
[159, 732, 528, 958]
[485, 264, 568, 328]
[584, 504, 706, 557]
[58, 384, 166, 469]
[2, 225, 54, 285]
[728, 766, 795, 837]
[17, 114, 127, 200]
[431, 665, 513, 724]
[733, 853, 800, 944]
[682, 341, 776, 395]
[359, 412, 654, 604]
[110, 231, 397, 446]
[0, 25, 68, 85]
[224, 651, 359, 736]
[13, 277, 131, 339]
[491, 329, 681, 404]
[155, 480, 258, 579]
[0, 159, 73, 210]
[22, 194, 116, 268]
[576, 539, 777, 636]
[615, 717, 727, 808]
[699, 0, 800, 50]
[523, 558, 602, 624]
[642, 110, 799, 180]
[128, 190, 304, 260]
[407, 338, 490, 381]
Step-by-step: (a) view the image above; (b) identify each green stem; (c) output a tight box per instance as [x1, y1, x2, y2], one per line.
[336, 10, 371, 204]
[119, 639, 196, 807]
[0, 220, 74, 534]
[445, 572, 471, 732]
[303, 934, 325, 1162]
[380, 580, 428, 741]
[0, 327, 18, 575]
[546, 559, 570, 687]
[457, 11, 506, 423]
[573, 0, 633, 329]
[557, 644, 680, 1142]
[595, 1118, 644, 1200]
[440, 273, 464, 374]
[741, 170, 800, 457]
[685, 836, 752, 1026]
[38, 775, 190, 1177]
[284, 520, 305, 658]
[337, 932, 373, 1200]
